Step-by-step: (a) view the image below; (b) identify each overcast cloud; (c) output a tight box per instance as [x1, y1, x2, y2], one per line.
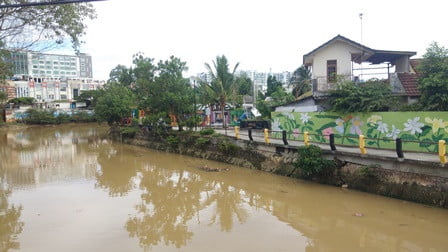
[60, 0, 447, 80]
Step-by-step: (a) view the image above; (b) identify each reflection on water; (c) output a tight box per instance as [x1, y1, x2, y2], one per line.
[1, 124, 448, 251]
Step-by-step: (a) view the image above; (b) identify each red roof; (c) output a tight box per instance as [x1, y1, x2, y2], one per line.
[397, 73, 420, 96]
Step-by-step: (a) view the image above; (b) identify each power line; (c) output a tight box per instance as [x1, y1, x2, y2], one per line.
[0, 0, 107, 9]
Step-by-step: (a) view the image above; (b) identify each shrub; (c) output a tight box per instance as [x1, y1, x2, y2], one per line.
[120, 126, 139, 138]
[166, 135, 179, 147]
[218, 140, 239, 155]
[195, 137, 210, 149]
[199, 128, 215, 135]
[294, 145, 335, 178]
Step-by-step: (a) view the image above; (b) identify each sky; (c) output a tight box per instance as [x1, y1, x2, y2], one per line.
[55, 0, 448, 80]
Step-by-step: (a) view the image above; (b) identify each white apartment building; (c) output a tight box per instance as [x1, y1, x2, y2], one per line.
[7, 51, 102, 102]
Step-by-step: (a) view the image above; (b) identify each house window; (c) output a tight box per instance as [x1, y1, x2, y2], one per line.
[327, 60, 337, 83]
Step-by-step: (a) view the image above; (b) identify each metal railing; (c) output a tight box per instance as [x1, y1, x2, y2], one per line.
[232, 128, 447, 165]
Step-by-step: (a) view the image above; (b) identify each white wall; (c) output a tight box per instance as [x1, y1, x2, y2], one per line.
[311, 41, 362, 79]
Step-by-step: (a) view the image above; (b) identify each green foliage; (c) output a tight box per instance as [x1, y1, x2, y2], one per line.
[202, 55, 239, 128]
[108, 64, 135, 87]
[94, 83, 135, 125]
[8, 97, 35, 105]
[0, 91, 7, 104]
[166, 135, 179, 147]
[294, 145, 335, 178]
[120, 126, 139, 138]
[23, 109, 96, 124]
[71, 111, 96, 123]
[25, 109, 56, 124]
[290, 65, 311, 98]
[327, 78, 396, 113]
[74, 90, 101, 107]
[0, 1, 96, 51]
[266, 75, 282, 97]
[418, 42, 448, 111]
[256, 86, 294, 119]
[195, 137, 210, 149]
[218, 140, 239, 155]
[199, 128, 215, 135]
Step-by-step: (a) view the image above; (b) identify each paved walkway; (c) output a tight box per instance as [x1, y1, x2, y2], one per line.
[213, 128, 443, 164]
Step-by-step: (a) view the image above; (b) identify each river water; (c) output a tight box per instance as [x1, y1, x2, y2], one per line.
[0, 124, 447, 252]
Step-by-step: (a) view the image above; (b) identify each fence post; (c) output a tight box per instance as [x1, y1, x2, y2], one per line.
[248, 129, 253, 141]
[234, 126, 240, 140]
[359, 135, 367, 154]
[282, 130, 288, 145]
[304, 131, 310, 146]
[439, 140, 447, 165]
[396, 138, 404, 159]
[264, 128, 270, 144]
[329, 134, 336, 151]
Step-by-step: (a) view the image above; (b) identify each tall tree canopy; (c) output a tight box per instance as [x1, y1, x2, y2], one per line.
[417, 42, 448, 111]
[106, 54, 193, 130]
[290, 65, 311, 98]
[202, 55, 239, 128]
[95, 84, 135, 125]
[266, 75, 282, 97]
[0, 1, 96, 51]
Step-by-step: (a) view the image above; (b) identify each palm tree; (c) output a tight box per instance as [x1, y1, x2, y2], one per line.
[203, 55, 239, 128]
[290, 65, 312, 98]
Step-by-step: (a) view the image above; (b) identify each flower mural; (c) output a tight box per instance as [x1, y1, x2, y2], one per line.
[377, 122, 389, 134]
[425, 117, 446, 133]
[349, 116, 363, 135]
[300, 113, 311, 124]
[386, 125, 401, 139]
[322, 128, 334, 140]
[271, 111, 448, 153]
[403, 117, 424, 135]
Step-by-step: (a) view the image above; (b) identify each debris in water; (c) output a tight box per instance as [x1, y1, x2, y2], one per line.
[353, 212, 364, 217]
[341, 184, 349, 188]
[197, 165, 229, 172]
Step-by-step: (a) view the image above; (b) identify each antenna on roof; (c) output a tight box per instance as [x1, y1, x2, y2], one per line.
[359, 13, 364, 81]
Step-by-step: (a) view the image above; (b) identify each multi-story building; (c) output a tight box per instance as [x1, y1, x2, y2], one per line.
[7, 51, 102, 102]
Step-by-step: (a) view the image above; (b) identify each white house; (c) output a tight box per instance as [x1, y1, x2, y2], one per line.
[303, 34, 416, 92]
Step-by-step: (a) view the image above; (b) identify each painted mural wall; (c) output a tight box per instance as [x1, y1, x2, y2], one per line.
[271, 111, 448, 153]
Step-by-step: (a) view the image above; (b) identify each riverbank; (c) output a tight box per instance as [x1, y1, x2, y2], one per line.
[123, 128, 448, 208]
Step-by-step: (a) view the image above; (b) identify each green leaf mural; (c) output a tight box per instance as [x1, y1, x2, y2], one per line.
[271, 111, 448, 153]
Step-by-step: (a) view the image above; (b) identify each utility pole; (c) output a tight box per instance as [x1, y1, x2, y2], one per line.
[359, 13, 364, 81]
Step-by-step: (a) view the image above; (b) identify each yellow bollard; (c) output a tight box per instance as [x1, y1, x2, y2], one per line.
[304, 131, 310, 146]
[235, 126, 240, 140]
[439, 140, 447, 165]
[264, 128, 270, 144]
[359, 135, 367, 154]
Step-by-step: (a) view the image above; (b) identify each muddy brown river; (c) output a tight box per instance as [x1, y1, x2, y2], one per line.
[0, 124, 447, 251]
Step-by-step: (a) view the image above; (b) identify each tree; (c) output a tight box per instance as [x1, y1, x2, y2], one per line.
[256, 86, 294, 118]
[327, 78, 396, 113]
[0, 91, 7, 105]
[74, 89, 101, 107]
[290, 65, 311, 98]
[152, 56, 193, 130]
[108, 65, 134, 87]
[94, 84, 135, 125]
[0, 1, 96, 51]
[418, 42, 448, 111]
[203, 55, 239, 128]
[266, 75, 282, 97]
